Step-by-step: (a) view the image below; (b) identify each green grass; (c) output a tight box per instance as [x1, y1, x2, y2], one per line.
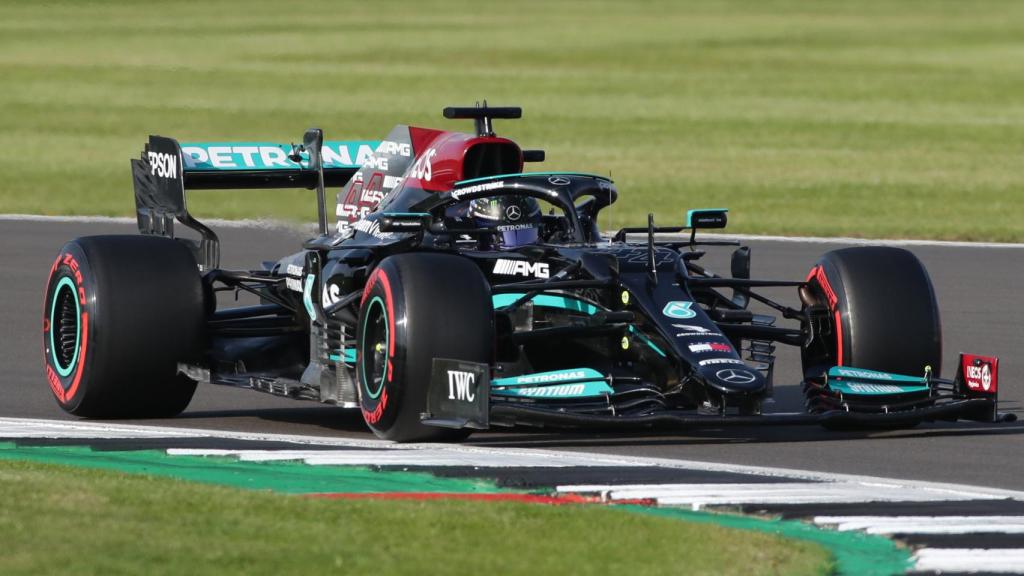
[1, 0, 1022, 241]
[0, 460, 831, 575]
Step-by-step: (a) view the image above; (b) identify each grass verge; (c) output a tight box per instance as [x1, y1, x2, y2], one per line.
[1, 0, 1022, 241]
[0, 459, 831, 575]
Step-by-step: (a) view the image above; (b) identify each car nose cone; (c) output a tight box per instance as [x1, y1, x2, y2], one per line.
[700, 365, 766, 394]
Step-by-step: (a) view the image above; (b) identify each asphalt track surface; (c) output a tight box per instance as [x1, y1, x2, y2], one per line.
[3, 219, 1022, 490]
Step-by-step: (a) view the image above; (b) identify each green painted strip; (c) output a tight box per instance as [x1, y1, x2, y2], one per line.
[622, 505, 911, 576]
[0, 444, 506, 495]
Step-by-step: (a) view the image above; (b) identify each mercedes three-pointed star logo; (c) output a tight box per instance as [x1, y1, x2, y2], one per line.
[548, 176, 571, 186]
[505, 205, 522, 220]
[715, 368, 757, 384]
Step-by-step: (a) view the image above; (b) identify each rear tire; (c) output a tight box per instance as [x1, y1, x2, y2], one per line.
[802, 246, 942, 378]
[356, 253, 493, 442]
[42, 235, 205, 418]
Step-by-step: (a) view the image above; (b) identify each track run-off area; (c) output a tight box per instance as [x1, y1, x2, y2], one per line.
[2, 217, 1023, 574]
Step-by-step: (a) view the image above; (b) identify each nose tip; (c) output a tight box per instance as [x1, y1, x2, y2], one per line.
[700, 365, 767, 394]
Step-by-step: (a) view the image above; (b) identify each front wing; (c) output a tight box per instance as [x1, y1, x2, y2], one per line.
[421, 354, 1015, 431]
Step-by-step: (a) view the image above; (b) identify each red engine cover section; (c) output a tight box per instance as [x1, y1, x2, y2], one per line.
[406, 127, 522, 192]
[960, 354, 998, 393]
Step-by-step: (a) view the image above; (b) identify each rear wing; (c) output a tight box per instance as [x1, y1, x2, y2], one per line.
[131, 132, 380, 270]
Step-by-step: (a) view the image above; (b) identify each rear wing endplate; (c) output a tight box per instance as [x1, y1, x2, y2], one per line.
[131, 134, 379, 270]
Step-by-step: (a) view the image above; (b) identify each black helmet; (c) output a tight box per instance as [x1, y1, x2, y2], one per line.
[468, 195, 542, 248]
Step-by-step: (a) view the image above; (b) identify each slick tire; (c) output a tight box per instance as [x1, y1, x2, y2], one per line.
[356, 253, 492, 442]
[43, 235, 205, 418]
[802, 246, 942, 378]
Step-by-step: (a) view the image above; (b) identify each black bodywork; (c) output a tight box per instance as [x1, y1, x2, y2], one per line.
[129, 106, 1010, 433]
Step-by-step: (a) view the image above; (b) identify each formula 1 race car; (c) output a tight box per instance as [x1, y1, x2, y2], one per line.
[42, 104, 1013, 441]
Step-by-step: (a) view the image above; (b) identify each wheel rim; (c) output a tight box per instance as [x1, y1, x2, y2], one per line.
[360, 296, 389, 399]
[49, 277, 81, 377]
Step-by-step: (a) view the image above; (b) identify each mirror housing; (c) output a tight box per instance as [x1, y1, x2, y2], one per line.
[686, 208, 728, 229]
[378, 212, 430, 233]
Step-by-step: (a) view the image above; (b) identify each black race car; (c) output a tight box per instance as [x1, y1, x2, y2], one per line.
[42, 104, 1012, 441]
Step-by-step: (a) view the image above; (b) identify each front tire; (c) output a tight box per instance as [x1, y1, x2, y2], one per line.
[42, 235, 205, 418]
[801, 246, 942, 378]
[356, 253, 493, 442]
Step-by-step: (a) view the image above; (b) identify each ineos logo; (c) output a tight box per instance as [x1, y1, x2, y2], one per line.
[409, 148, 436, 181]
[715, 368, 757, 384]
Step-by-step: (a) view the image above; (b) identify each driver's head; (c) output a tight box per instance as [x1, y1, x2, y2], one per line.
[468, 195, 542, 248]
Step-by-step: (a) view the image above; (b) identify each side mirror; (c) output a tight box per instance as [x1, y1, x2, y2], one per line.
[378, 212, 430, 233]
[522, 149, 545, 163]
[686, 208, 728, 229]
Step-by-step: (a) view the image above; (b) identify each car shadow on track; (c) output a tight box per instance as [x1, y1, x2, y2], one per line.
[157, 407, 1024, 448]
[464, 422, 1024, 449]
[168, 406, 372, 436]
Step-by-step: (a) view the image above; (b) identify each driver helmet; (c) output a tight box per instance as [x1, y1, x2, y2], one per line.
[468, 195, 542, 248]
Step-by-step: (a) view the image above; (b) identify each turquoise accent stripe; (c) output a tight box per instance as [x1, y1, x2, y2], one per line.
[686, 208, 728, 228]
[827, 366, 929, 395]
[361, 296, 388, 400]
[302, 274, 317, 320]
[628, 326, 667, 357]
[329, 349, 357, 364]
[827, 381, 930, 396]
[492, 293, 600, 315]
[492, 368, 612, 399]
[492, 380, 612, 399]
[493, 367, 605, 387]
[49, 276, 80, 378]
[490, 294, 664, 357]
[455, 171, 613, 186]
[827, 366, 927, 385]
[381, 212, 429, 217]
[179, 140, 380, 171]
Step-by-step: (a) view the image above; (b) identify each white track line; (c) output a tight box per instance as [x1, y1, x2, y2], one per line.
[913, 549, 1024, 573]
[167, 447, 627, 468]
[815, 516, 1024, 534]
[557, 483, 999, 507]
[3, 214, 1022, 249]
